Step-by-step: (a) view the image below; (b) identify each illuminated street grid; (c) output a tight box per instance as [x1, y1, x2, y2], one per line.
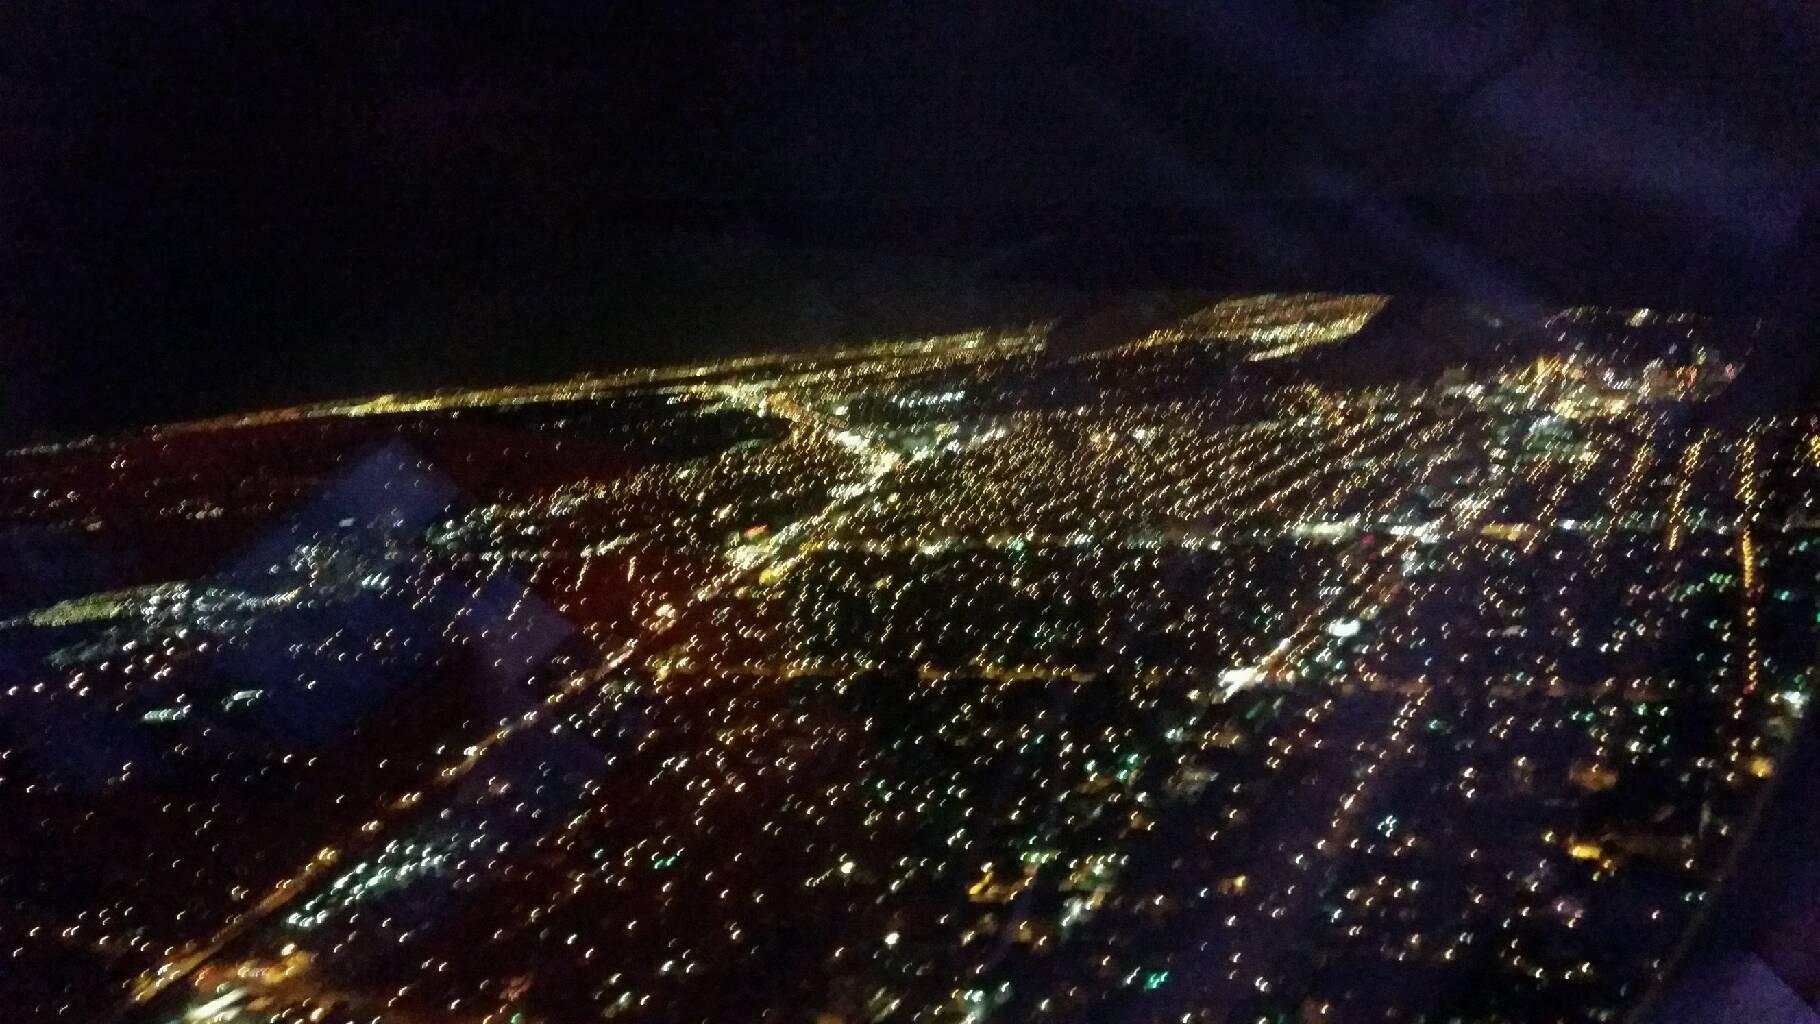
[0, 297, 1814, 1024]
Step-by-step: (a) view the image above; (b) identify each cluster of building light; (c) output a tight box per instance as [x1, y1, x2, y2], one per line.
[5, 302, 1817, 1024]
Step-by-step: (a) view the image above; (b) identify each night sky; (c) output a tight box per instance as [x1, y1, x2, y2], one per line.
[4, 1, 1817, 444]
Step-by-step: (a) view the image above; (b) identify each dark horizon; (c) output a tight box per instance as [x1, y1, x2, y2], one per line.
[5, 1, 1817, 443]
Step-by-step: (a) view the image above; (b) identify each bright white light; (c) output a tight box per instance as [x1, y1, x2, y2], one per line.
[185, 987, 247, 1021]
